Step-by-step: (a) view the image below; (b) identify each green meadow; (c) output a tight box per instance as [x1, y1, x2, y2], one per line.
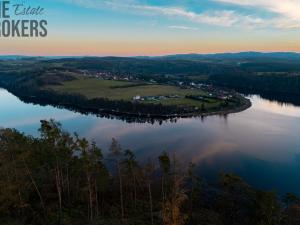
[48, 78, 222, 108]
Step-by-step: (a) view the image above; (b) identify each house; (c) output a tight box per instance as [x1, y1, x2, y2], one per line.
[133, 95, 141, 101]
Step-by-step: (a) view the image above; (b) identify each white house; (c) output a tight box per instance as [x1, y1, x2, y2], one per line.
[133, 95, 141, 101]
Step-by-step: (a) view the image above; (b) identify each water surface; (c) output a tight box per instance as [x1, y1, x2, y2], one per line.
[1, 88, 300, 194]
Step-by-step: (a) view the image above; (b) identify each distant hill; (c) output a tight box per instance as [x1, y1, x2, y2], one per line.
[156, 52, 300, 60]
[0, 55, 87, 60]
[0, 55, 32, 60]
[1, 52, 300, 61]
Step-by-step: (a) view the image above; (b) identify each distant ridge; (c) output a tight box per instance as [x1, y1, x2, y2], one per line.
[0, 55, 32, 60]
[0, 55, 86, 60]
[1, 52, 300, 60]
[155, 52, 300, 60]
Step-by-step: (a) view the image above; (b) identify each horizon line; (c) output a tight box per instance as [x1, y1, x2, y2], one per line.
[1, 51, 300, 58]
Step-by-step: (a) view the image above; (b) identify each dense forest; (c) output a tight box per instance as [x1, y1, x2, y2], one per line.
[1, 120, 300, 225]
[210, 72, 300, 95]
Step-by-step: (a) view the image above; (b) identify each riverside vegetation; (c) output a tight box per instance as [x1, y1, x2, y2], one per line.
[1, 120, 300, 225]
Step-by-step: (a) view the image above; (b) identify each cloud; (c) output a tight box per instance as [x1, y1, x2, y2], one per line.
[68, 0, 241, 27]
[168, 25, 199, 31]
[66, 0, 300, 29]
[129, 5, 271, 28]
[215, 0, 300, 28]
[129, 5, 241, 27]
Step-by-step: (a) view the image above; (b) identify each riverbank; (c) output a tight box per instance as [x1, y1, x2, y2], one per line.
[95, 96, 252, 118]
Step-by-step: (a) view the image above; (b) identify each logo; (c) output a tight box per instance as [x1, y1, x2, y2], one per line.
[0, 1, 48, 37]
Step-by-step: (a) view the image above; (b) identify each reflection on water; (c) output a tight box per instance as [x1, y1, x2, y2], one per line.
[1, 88, 300, 194]
[250, 95, 300, 118]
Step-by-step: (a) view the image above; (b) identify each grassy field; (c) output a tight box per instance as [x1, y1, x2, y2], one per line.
[48, 78, 222, 108]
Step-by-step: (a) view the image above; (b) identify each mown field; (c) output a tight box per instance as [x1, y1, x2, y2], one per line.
[48, 78, 222, 108]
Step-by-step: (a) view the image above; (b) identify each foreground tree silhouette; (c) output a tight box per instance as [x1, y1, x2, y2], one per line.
[108, 138, 125, 223]
[162, 154, 187, 225]
[39, 120, 74, 225]
[123, 149, 139, 212]
[159, 152, 171, 202]
[187, 163, 202, 223]
[144, 160, 156, 225]
[76, 137, 108, 221]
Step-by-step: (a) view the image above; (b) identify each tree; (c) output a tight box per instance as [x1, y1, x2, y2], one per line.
[162, 155, 187, 225]
[122, 149, 139, 211]
[159, 152, 171, 202]
[108, 138, 125, 222]
[144, 160, 156, 225]
[39, 120, 65, 225]
[254, 191, 282, 225]
[76, 138, 108, 222]
[187, 163, 202, 223]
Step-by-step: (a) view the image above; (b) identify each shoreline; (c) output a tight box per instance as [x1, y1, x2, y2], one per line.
[94, 97, 252, 118]
[3, 85, 252, 119]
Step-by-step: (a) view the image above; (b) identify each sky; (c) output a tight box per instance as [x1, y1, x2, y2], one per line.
[1, 0, 300, 56]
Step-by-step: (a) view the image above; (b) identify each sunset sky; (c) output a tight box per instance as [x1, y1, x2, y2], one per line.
[1, 0, 300, 56]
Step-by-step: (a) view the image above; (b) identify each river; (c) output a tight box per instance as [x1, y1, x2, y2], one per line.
[1, 88, 300, 194]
